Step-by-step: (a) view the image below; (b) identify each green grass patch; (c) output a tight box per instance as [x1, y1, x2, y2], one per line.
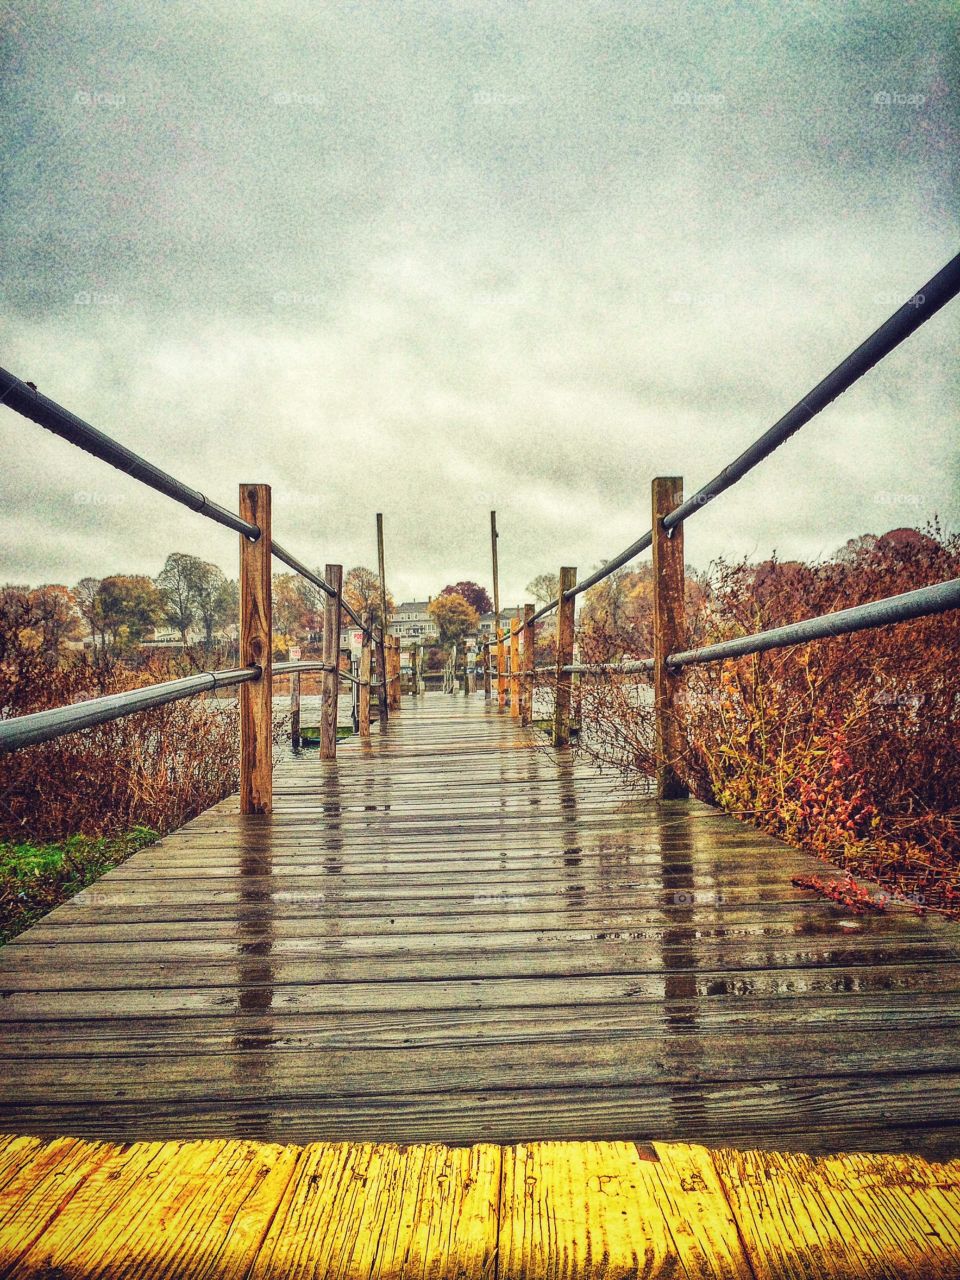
[0, 826, 158, 944]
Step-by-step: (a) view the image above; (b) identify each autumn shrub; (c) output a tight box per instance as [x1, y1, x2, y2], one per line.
[571, 527, 960, 913]
[0, 588, 257, 841]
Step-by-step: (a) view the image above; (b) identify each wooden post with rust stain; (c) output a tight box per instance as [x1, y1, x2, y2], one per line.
[320, 563, 343, 759]
[239, 484, 273, 814]
[375, 513, 390, 725]
[552, 566, 576, 747]
[496, 628, 507, 709]
[509, 617, 521, 717]
[359, 610, 371, 737]
[652, 476, 689, 799]
[521, 602, 534, 726]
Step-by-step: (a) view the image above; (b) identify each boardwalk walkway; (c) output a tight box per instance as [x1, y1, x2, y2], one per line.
[1, 695, 960, 1157]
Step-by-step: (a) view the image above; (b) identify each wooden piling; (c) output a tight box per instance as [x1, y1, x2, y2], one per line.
[521, 603, 534, 726]
[239, 484, 273, 814]
[552, 567, 576, 747]
[375, 514, 389, 724]
[320, 563, 342, 760]
[496, 628, 506, 709]
[509, 617, 521, 717]
[359, 611, 371, 737]
[652, 476, 689, 799]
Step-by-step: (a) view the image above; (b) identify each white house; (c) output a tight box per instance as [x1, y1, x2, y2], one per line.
[388, 601, 440, 643]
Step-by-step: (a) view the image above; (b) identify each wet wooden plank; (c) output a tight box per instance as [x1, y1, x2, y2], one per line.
[0, 694, 958, 1154]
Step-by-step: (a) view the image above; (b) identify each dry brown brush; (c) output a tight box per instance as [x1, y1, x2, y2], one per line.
[569, 527, 960, 914]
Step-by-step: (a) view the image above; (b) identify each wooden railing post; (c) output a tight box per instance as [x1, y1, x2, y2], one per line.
[521, 603, 534, 726]
[375, 627, 389, 724]
[320, 563, 342, 759]
[496, 628, 506, 709]
[359, 610, 371, 737]
[290, 669, 301, 751]
[482, 640, 492, 700]
[552, 566, 576, 747]
[239, 483, 272, 814]
[652, 476, 689, 799]
[386, 636, 399, 710]
[509, 617, 521, 717]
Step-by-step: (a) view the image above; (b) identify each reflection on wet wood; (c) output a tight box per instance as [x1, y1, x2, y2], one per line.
[1, 695, 959, 1156]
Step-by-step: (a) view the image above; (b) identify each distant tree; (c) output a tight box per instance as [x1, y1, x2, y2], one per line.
[29, 585, 82, 663]
[344, 566, 394, 627]
[440, 581, 492, 615]
[194, 564, 236, 649]
[156, 552, 200, 643]
[526, 573, 560, 607]
[428, 593, 479, 649]
[97, 575, 165, 654]
[273, 573, 312, 639]
[74, 576, 105, 655]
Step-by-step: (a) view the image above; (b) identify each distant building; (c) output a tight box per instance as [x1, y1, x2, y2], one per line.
[476, 607, 523, 640]
[388, 601, 440, 643]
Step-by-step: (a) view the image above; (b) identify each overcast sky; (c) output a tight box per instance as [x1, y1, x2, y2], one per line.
[1, 0, 956, 606]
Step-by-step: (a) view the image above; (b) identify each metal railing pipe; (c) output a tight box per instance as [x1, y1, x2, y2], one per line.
[0, 367, 260, 540]
[667, 577, 960, 669]
[663, 252, 960, 533]
[545, 252, 960, 605]
[0, 666, 259, 754]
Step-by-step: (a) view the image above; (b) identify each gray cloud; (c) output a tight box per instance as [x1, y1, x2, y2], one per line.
[1, 0, 956, 604]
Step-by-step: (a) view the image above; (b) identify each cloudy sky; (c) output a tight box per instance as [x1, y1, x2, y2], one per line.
[1, 0, 956, 605]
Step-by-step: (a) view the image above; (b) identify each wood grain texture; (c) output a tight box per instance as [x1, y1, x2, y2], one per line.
[320, 562, 342, 759]
[652, 476, 688, 800]
[2, 1134, 960, 1277]
[1, 695, 959, 1156]
[239, 483, 273, 814]
[553, 566, 577, 746]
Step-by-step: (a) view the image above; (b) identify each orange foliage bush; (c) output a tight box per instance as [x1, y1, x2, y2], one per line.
[0, 589, 244, 840]
[573, 526, 960, 914]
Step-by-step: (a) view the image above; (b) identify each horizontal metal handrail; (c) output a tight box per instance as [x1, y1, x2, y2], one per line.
[0, 666, 259, 754]
[0, 368, 261, 539]
[666, 576, 960, 668]
[272, 661, 332, 676]
[0, 366, 378, 638]
[529, 252, 960, 618]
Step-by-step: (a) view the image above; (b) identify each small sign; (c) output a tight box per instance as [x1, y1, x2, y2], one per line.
[349, 630, 364, 657]
[289, 645, 301, 662]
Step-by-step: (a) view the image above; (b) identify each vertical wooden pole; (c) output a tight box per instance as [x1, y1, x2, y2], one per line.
[320, 563, 342, 759]
[482, 640, 492, 700]
[509, 617, 521, 717]
[239, 483, 272, 814]
[375, 513, 389, 724]
[652, 476, 689, 799]
[496, 628, 506, 709]
[521, 602, 534, 726]
[359, 610, 371, 737]
[395, 637, 402, 708]
[290, 670, 301, 750]
[552, 566, 576, 747]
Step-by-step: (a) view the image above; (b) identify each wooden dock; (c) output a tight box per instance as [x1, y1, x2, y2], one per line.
[2, 694, 960, 1154]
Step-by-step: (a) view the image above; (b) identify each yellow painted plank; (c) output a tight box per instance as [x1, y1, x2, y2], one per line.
[711, 1146, 960, 1279]
[3, 1134, 960, 1278]
[498, 1139, 750, 1278]
[11, 1136, 298, 1279]
[0, 1134, 110, 1272]
[251, 1141, 500, 1279]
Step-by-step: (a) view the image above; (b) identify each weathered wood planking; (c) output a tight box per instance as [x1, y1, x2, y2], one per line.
[1, 1133, 960, 1278]
[0, 694, 959, 1154]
